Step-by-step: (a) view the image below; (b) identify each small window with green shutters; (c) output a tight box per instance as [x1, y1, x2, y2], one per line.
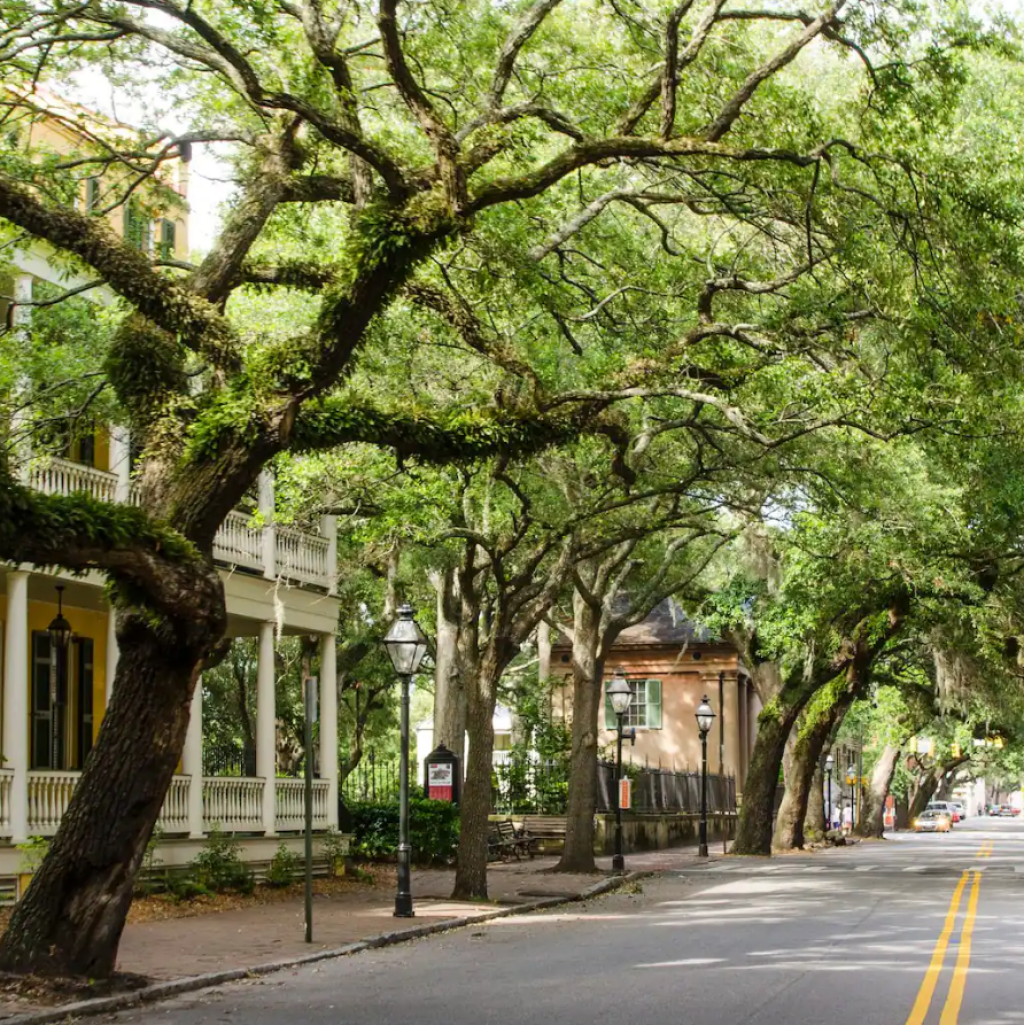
[159, 218, 176, 260]
[604, 679, 662, 729]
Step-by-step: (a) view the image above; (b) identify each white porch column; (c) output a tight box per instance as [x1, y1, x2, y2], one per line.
[12, 276, 34, 480]
[320, 513, 338, 595]
[4, 571, 30, 843]
[319, 633, 339, 829]
[108, 425, 132, 503]
[258, 470, 276, 580]
[183, 678, 204, 838]
[257, 621, 277, 835]
[104, 608, 119, 714]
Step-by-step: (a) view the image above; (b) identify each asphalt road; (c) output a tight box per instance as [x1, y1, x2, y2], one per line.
[107, 815, 1024, 1025]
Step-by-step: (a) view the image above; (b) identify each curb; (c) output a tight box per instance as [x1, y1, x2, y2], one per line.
[0, 872, 645, 1025]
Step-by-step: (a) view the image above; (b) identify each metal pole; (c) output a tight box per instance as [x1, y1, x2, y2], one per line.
[395, 672, 414, 917]
[699, 731, 709, 857]
[613, 712, 625, 872]
[303, 676, 316, 943]
[826, 768, 832, 831]
[718, 671, 726, 854]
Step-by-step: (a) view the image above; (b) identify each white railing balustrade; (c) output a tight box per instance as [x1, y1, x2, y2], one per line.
[202, 777, 264, 832]
[157, 776, 191, 834]
[28, 458, 118, 503]
[28, 771, 80, 835]
[275, 778, 330, 831]
[275, 526, 332, 590]
[0, 770, 12, 837]
[212, 510, 265, 573]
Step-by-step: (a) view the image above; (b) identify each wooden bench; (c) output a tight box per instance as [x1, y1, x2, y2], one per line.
[519, 815, 568, 853]
[488, 819, 533, 861]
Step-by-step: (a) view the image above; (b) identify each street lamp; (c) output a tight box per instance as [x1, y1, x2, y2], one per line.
[696, 695, 716, 857]
[47, 585, 73, 769]
[607, 668, 634, 872]
[382, 603, 428, 918]
[824, 753, 834, 832]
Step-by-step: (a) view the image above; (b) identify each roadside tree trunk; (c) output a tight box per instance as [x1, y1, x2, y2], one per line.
[432, 567, 466, 767]
[909, 755, 969, 820]
[803, 765, 826, 843]
[0, 591, 224, 977]
[556, 600, 604, 873]
[856, 744, 900, 838]
[774, 688, 855, 850]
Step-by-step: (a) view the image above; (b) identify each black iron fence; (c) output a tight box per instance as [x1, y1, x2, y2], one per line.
[341, 752, 401, 803]
[491, 758, 736, 816]
[492, 758, 570, 815]
[596, 761, 736, 814]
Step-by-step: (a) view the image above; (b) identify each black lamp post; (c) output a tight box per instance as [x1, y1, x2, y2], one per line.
[382, 603, 428, 918]
[606, 668, 633, 872]
[696, 695, 716, 857]
[824, 753, 834, 832]
[47, 585, 73, 769]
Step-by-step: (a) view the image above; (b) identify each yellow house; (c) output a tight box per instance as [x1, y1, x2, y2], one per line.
[1, 90, 342, 876]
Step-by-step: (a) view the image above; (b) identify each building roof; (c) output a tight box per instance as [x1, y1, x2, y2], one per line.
[553, 598, 715, 649]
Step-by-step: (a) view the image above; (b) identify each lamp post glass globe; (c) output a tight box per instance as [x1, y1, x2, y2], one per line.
[47, 586, 73, 651]
[695, 696, 715, 737]
[825, 753, 834, 772]
[607, 671, 632, 716]
[383, 604, 428, 676]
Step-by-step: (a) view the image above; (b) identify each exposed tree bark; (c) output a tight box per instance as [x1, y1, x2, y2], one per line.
[856, 744, 900, 838]
[431, 566, 466, 768]
[803, 764, 826, 843]
[0, 600, 223, 977]
[774, 688, 855, 850]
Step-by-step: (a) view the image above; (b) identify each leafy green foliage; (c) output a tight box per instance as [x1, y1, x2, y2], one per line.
[188, 828, 255, 894]
[348, 799, 460, 865]
[265, 843, 301, 887]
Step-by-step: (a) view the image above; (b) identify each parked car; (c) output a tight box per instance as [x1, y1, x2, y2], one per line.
[927, 801, 960, 824]
[914, 810, 952, 833]
[1000, 804, 1017, 817]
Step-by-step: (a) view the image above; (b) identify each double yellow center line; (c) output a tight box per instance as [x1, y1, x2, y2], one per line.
[904, 869, 983, 1025]
[975, 840, 993, 859]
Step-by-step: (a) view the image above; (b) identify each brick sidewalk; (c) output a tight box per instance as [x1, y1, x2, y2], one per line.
[0, 844, 711, 1020]
[114, 846, 707, 980]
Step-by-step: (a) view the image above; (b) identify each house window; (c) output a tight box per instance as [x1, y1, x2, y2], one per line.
[76, 638, 95, 768]
[604, 679, 662, 730]
[31, 631, 67, 769]
[86, 178, 101, 213]
[159, 219, 176, 260]
[123, 199, 152, 251]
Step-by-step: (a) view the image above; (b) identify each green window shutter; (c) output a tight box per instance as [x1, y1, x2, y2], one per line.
[160, 219, 176, 260]
[646, 679, 662, 728]
[604, 689, 616, 729]
[86, 178, 100, 213]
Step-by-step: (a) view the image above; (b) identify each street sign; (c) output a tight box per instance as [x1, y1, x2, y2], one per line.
[619, 778, 631, 810]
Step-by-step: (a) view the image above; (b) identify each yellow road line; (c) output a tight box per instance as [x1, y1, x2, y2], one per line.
[939, 871, 982, 1025]
[975, 841, 992, 859]
[904, 871, 969, 1025]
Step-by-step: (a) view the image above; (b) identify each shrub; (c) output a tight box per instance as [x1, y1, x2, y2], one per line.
[166, 875, 210, 902]
[349, 798, 459, 864]
[321, 826, 349, 876]
[266, 843, 301, 887]
[16, 836, 49, 875]
[189, 827, 255, 894]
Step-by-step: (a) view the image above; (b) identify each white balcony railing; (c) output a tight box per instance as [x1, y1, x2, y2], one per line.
[27, 458, 118, 504]
[27, 771, 80, 835]
[276, 525, 332, 590]
[157, 775, 191, 833]
[13, 772, 331, 839]
[213, 510, 264, 573]
[275, 777, 330, 831]
[27, 457, 333, 591]
[203, 776, 264, 832]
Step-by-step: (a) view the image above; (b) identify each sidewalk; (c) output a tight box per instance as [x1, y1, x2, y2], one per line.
[0, 845, 711, 1021]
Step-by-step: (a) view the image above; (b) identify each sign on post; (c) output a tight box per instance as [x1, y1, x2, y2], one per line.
[423, 744, 460, 803]
[619, 778, 632, 811]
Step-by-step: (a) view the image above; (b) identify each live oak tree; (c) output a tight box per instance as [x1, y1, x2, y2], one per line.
[0, 0, 1011, 975]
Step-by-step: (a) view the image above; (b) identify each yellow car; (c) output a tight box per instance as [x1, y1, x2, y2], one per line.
[914, 810, 952, 833]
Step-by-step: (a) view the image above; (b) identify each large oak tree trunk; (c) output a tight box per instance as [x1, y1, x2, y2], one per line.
[0, 598, 222, 977]
[432, 568, 466, 767]
[803, 764, 826, 843]
[452, 661, 497, 900]
[555, 606, 602, 873]
[774, 691, 853, 850]
[856, 744, 899, 838]
[909, 756, 969, 820]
